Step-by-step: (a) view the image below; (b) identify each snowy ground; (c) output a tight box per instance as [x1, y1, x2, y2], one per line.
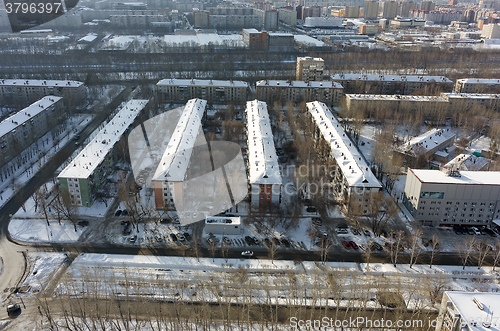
[8, 219, 85, 244]
[18, 253, 67, 295]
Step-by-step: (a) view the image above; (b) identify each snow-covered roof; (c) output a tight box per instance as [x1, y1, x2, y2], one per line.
[403, 128, 455, 155]
[78, 33, 98, 43]
[445, 291, 500, 331]
[157, 78, 247, 88]
[456, 78, 500, 85]
[443, 93, 500, 100]
[444, 153, 490, 171]
[0, 79, 83, 88]
[0, 96, 62, 137]
[410, 169, 500, 185]
[294, 35, 325, 46]
[256, 80, 343, 89]
[246, 100, 281, 185]
[332, 73, 452, 83]
[243, 28, 260, 33]
[268, 32, 293, 37]
[196, 33, 223, 46]
[306, 101, 381, 189]
[346, 94, 448, 101]
[152, 99, 206, 182]
[205, 216, 241, 225]
[58, 99, 148, 179]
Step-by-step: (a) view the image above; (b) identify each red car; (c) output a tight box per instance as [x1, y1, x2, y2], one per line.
[77, 220, 89, 226]
[341, 240, 351, 249]
[349, 241, 359, 250]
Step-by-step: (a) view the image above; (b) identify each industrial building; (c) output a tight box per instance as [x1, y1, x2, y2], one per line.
[245, 100, 282, 212]
[0, 96, 64, 169]
[156, 79, 247, 104]
[256, 80, 344, 106]
[403, 168, 500, 226]
[58, 99, 149, 207]
[306, 101, 382, 210]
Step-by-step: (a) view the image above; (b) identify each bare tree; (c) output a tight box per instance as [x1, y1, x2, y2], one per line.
[53, 190, 78, 231]
[268, 239, 278, 263]
[429, 233, 440, 269]
[476, 242, 491, 270]
[458, 236, 477, 270]
[492, 241, 500, 272]
[408, 228, 423, 268]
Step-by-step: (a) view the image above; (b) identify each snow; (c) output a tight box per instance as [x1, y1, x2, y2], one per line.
[0, 79, 83, 88]
[306, 101, 381, 189]
[444, 153, 490, 171]
[410, 168, 500, 185]
[446, 291, 500, 331]
[469, 136, 491, 154]
[8, 218, 84, 243]
[246, 100, 281, 185]
[256, 80, 343, 89]
[402, 127, 455, 155]
[58, 99, 148, 179]
[19, 253, 67, 295]
[78, 33, 98, 43]
[456, 78, 500, 85]
[157, 78, 247, 88]
[293, 34, 325, 46]
[444, 92, 500, 100]
[347, 93, 448, 102]
[332, 73, 452, 83]
[0, 96, 62, 134]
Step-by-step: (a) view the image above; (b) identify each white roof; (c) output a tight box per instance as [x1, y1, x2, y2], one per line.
[256, 80, 343, 89]
[403, 128, 455, 155]
[243, 28, 260, 33]
[457, 78, 500, 85]
[346, 94, 448, 101]
[78, 34, 98, 43]
[0, 79, 83, 88]
[332, 73, 452, 83]
[245, 100, 281, 185]
[294, 35, 325, 46]
[205, 216, 241, 225]
[410, 169, 500, 185]
[152, 99, 207, 182]
[443, 93, 500, 100]
[445, 291, 500, 331]
[195, 33, 223, 46]
[157, 78, 247, 88]
[444, 153, 490, 171]
[306, 101, 381, 188]
[58, 100, 148, 179]
[297, 56, 324, 62]
[0, 96, 62, 137]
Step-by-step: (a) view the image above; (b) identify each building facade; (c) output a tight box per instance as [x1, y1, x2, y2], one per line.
[403, 168, 500, 226]
[242, 28, 268, 50]
[442, 93, 500, 111]
[278, 8, 297, 26]
[364, 0, 379, 19]
[256, 80, 343, 105]
[246, 100, 282, 212]
[0, 79, 86, 107]
[382, 1, 398, 18]
[0, 96, 64, 169]
[454, 78, 500, 93]
[58, 99, 149, 207]
[205, 216, 241, 235]
[156, 79, 247, 104]
[296, 56, 324, 82]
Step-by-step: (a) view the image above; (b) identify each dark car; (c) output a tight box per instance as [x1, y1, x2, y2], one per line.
[120, 220, 130, 225]
[272, 237, 281, 246]
[244, 236, 254, 245]
[122, 210, 128, 216]
[114, 210, 122, 217]
[264, 238, 271, 247]
[280, 238, 291, 247]
[485, 228, 497, 237]
[371, 242, 383, 251]
[183, 233, 191, 241]
[77, 220, 89, 226]
[306, 206, 317, 213]
[352, 228, 360, 236]
[453, 225, 462, 235]
[312, 217, 322, 226]
[170, 233, 178, 242]
[6, 304, 21, 314]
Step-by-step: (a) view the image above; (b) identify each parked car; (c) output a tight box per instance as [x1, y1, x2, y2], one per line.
[244, 236, 254, 245]
[472, 227, 482, 235]
[341, 240, 351, 249]
[241, 251, 254, 257]
[453, 225, 462, 235]
[6, 304, 20, 314]
[280, 238, 291, 247]
[351, 228, 360, 236]
[171, 233, 179, 242]
[183, 233, 191, 241]
[363, 229, 371, 237]
[120, 220, 130, 225]
[223, 237, 231, 245]
[306, 206, 317, 213]
[177, 234, 185, 241]
[312, 217, 322, 226]
[77, 220, 89, 226]
[114, 210, 122, 217]
[349, 241, 359, 250]
[271, 237, 281, 246]
[370, 242, 383, 251]
[335, 228, 348, 234]
[129, 235, 137, 243]
[122, 210, 128, 216]
[467, 227, 476, 235]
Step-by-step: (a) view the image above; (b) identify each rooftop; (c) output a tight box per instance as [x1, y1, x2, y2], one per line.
[246, 100, 281, 185]
[0, 79, 83, 88]
[347, 94, 448, 101]
[444, 153, 490, 171]
[331, 73, 452, 83]
[157, 78, 247, 88]
[58, 99, 148, 179]
[293, 35, 325, 47]
[242, 28, 260, 33]
[457, 78, 500, 85]
[0, 96, 62, 137]
[306, 101, 381, 188]
[443, 93, 500, 100]
[257, 80, 343, 89]
[410, 169, 500, 185]
[152, 98, 206, 182]
[205, 216, 241, 225]
[403, 128, 455, 156]
[445, 291, 500, 331]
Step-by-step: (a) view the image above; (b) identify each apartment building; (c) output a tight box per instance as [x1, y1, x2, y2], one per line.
[58, 99, 149, 207]
[0, 79, 86, 107]
[296, 56, 324, 82]
[442, 93, 500, 111]
[242, 28, 268, 50]
[156, 79, 247, 104]
[382, 1, 398, 18]
[246, 100, 282, 212]
[403, 168, 500, 226]
[435, 292, 500, 331]
[364, 0, 379, 19]
[256, 80, 344, 106]
[0, 96, 64, 169]
[454, 78, 500, 93]
[331, 74, 453, 94]
[306, 101, 382, 209]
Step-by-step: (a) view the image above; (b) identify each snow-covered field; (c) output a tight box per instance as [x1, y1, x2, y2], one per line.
[8, 218, 85, 243]
[19, 253, 67, 295]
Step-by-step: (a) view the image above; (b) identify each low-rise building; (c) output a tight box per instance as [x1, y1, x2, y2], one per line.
[268, 33, 294, 51]
[242, 28, 268, 50]
[442, 93, 500, 111]
[156, 79, 247, 104]
[246, 100, 281, 212]
[346, 94, 449, 113]
[58, 99, 149, 207]
[205, 216, 241, 235]
[443, 153, 491, 171]
[331, 74, 453, 94]
[454, 78, 500, 93]
[296, 56, 324, 82]
[435, 291, 500, 331]
[0, 79, 86, 107]
[256, 80, 344, 106]
[403, 168, 500, 226]
[0, 96, 64, 169]
[306, 101, 381, 209]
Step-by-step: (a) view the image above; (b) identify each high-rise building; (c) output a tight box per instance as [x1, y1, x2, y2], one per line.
[302, 5, 322, 18]
[420, 0, 435, 11]
[364, 0, 379, 19]
[382, 1, 398, 18]
[296, 56, 324, 81]
[193, 9, 209, 28]
[399, 1, 417, 17]
[254, 8, 278, 30]
[345, 5, 360, 17]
